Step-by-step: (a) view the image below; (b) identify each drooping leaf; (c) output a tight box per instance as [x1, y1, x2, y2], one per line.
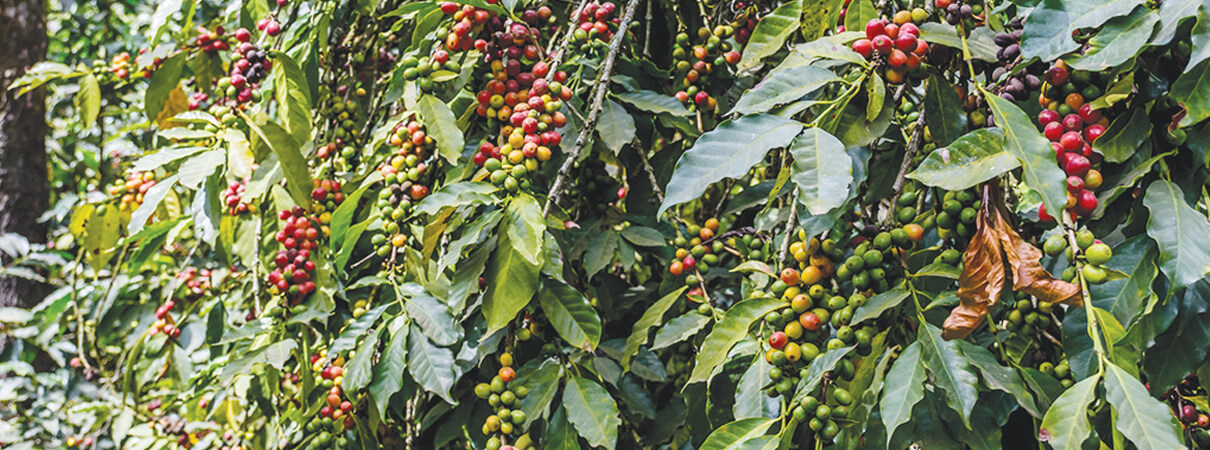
[732, 66, 837, 115]
[956, 340, 1042, 418]
[483, 197, 544, 335]
[415, 94, 465, 165]
[546, 406, 582, 449]
[1103, 363, 1186, 450]
[1065, 6, 1159, 71]
[908, 128, 1017, 191]
[368, 320, 407, 417]
[407, 325, 457, 404]
[342, 328, 381, 394]
[1152, 0, 1202, 46]
[272, 53, 313, 144]
[737, 0, 803, 70]
[328, 304, 389, 357]
[923, 73, 969, 146]
[789, 127, 851, 215]
[651, 311, 711, 351]
[1172, 59, 1210, 127]
[983, 91, 1069, 216]
[145, 53, 186, 122]
[850, 285, 910, 325]
[562, 375, 621, 449]
[596, 99, 636, 153]
[613, 90, 690, 116]
[399, 283, 460, 346]
[1093, 104, 1150, 163]
[538, 283, 602, 351]
[1039, 374, 1099, 450]
[1143, 180, 1210, 289]
[919, 322, 980, 428]
[880, 341, 925, 446]
[688, 298, 783, 384]
[129, 175, 179, 235]
[514, 357, 563, 427]
[660, 115, 803, 215]
[1021, 0, 1145, 62]
[246, 114, 311, 207]
[584, 231, 618, 278]
[76, 72, 101, 126]
[699, 417, 776, 450]
[843, 0, 878, 38]
[622, 287, 686, 369]
[1090, 235, 1158, 327]
[733, 354, 776, 419]
[619, 226, 664, 247]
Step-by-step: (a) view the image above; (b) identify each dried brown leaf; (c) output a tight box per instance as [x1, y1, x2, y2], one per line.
[996, 210, 1082, 307]
[943, 196, 1006, 340]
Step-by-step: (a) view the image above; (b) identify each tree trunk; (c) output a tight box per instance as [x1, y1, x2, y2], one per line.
[0, 0, 49, 308]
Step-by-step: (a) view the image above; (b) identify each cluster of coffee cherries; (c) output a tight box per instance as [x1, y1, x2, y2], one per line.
[321, 99, 363, 145]
[401, 49, 463, 93]
[193, 26, 230, 54]
[63, 435, 94, 447]
[671, 27, 741, 111]
[371, 120, 434, 257]
[255, 16, 283, 37]
[989, 19, 1045, 103]
[934, 187, 979, 243]
[792, 383, 858, 442]
[222, 179, 253, 215]
[156, 416, 215, 448]
[216, 29, 271, 104]
[306, 352, 357, 436]
[997, 291, 1068, 373]
[109, 171, 157, 211]
[268, 207, 320, 303]
[892, 182, 929, 227]
[935, 0, 982, 25]
[1035, 63, 1108, 221]
[851, 17, 928, 84]
[473, 353, 531, 449]
[1043, 228, 1113, 284]
[787, 235, 840, 287]
[473, 74, 569, 192]
[105, 51, 133, 80]
[438, 2, 496, 52]
[1161, 375, 1210, 447]
[833, 229, 909, 294]
[563, 158, 621, 215]
[667, 219, 724, 285]
[176, 267, 214, 301]
[571, 1, 618, 52]
[308, 178, 344, 230]
[149, 298, 182, 339]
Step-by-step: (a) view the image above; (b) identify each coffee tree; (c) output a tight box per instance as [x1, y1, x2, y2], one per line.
[5, 0, 1210, 448]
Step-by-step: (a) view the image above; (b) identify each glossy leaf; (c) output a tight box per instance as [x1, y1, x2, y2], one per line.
[651, 311, 711, 351]
[733, 354, 776, 420]
[699, 417, 776, 450]
[791, 345, 856, 403]
[1040, 375, 1099, 450]
[1093, 104, 1150, 163]
[514, 357, 563, 427]
[368, 321, 407, 417]
[924, 73, 969, 146]
[621, 287, 686, 370]
[538, 283, 602, 351]
[1104, 363, 1186, 450]
[660, 115, 802, 215]
[272, 53, 313, 143]
[908, 128, 1017, 191]
[850, 285, 910, 325]
[597, 99, 637, 153]
[415, 94, 465, 165]
[688, 297, 783, 384]
[400, 283, 460, 346]
[407, 325, 457, 404]
[613, 90, 690, 116]
[789, 127, 852, 215]
[562, 375, 621, 449]
[1066, 6, 1158, 71]
[1090, 235, 1158, 327]
[880, 341, 925, 446]
[737, 0, 802, 70]
[619, 226, 664, 247]
[1021, 0, 1145, 62]
[983, 91, 1069, 216]
[919, 323, 979, 428]
[732, 66, 836, 115]
[342, 328, 380, 394]
[1171, 59, 1210, 127]
[1143, 180, 1210, 289]
[956, 340, 1042, 418]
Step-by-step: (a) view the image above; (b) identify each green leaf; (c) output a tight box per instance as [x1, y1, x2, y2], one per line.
[1171, 59, 1210, 127]
[178, 149, 225, 190]
[699, 418, 776, 450]
[1093, 149, 1170, 219]
[850, 285, 910, 325]
[956, 340, 1042, 418]
[1039, 373, 1099, 450]
[619, 226, 664, 247]
[562, 375, 621, 449]
[732, 66, 837, 116]
[622, 287, 687, 369]
[1185, 7, 1210, 71]
[789, 127, 852, 215]
[584, 231, 618, 278]
[800, 0, 845, 41]
[514, 357, 563, 428]
[482, 225, 541, 336]
[329, 304, 388, 357]
[414, 181, 497, 216]
[1143, 180, 1210, 289]
[368, 320, 407, 418]
[688, 298, 784, 384]
[1065, 6, 1159, 71]
[613, 90, 690, 116]
[149, 0, 185, 44]
[538, 283, 602, 351]
[399, 283, 460, 346]
[1093, 104, 1150, 163]
[737, 0, 803, 70]
[881, 341, 925, 446]
[407, 325, 456, 404]
[918, 322, 979, 428]
[505, 194, 546, 265]
[343, 328, 380, 394]
[1021, 0, 1145, 62]
[865, 65, 886, 122]
[145, 53, 186, 121]
[733, 354, 776, 419]
[246, 114, 311, 207]
[1152, 0, 1201, 46]
[660, 115, 803, 215]
[76, 72, 101, 126]
[131, 146, 206, 172]
[792, 345, 856, 402]
[651, 311, 711, 351]
[546, 406, 581, 449]
[415, 94, 465, 165]
[924, 73, 969, 146]
[329, 174, 379, 247]
[596, 99, 637, 154]
[843, 0, 878, 38]
[908, 128, 1017, 191]
[129, 175, 178, 235]
[1104, 363, 1186, 450]
[273, 53, 313, 143]
[983, 91, 1069, 217]
[1091, 235, 1158, 327]
[919, 23, 999, 62]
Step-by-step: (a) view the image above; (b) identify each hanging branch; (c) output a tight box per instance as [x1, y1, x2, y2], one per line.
[542, 0, 642, 216]
[882, 108, 927, 226]
[544, 0, 593, 82]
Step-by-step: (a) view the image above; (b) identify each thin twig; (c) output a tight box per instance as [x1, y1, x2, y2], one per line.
[642, 0, 653, 57]
[543, 0, 642, 216]
[636, 137, 664, 204]
[883, 108, 927, 226]
[778, 192, 799, 268]
[545, 0, 593, 82]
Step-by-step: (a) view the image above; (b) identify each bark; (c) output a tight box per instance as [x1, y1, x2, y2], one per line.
[0, 0, 49, 308]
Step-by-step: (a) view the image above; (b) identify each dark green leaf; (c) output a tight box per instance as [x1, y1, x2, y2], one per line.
[1021, 0, 1144, 62]
[790, 127, 852, 215]
[1040, 374, 1099, 450]
[1143, 180, 1210, 289]
[1093, 104, 1150, 163]
[1172, 59, 1210, 127]
[660, 115, 803, 215]
[622, 287, 687, 369]
[514, 357, 563, 428]
[619, 226, 664, 247]
[733, 354, 776, 419]
[329, 304, 388, 357]
[651, 311, 711, 350]
[738, 0, 803, 70]
[399, 283, 460, 346]
[699, 418, 776, 450]
[881, 341, 925, 446]
[689, 298, 784, 384]
[850, 285, 910, 325]
[584, 231, 618, 278]
[343, 328, 380, 394]
[597, 99, 637, 153]
[924, 73, 970, 146]
[983, 91, 1069, 216]
[843, 0, 878, 39]
[538, 283, 602, 351]
[792, 345, 856, 403]
[956, 340, 1042, 418]
[407, 325, 456, 404]
[562, 375, 621, 449]
[546, 406, 581, 449]
[415, 94, 465, 165]
[1090, 235, 1158, 327]
[918, 322, 979, 427]
[732, 66, 837, 115]
[1104, 363, 1186, 450]
[369, 319, 407, 418]
[145, 53, 186, 121]
[908, 128, 1017, 191]
[1065, 6, 1159, 71]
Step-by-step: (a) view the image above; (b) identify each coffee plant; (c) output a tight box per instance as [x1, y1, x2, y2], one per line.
[4, 0, 1210, 448]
